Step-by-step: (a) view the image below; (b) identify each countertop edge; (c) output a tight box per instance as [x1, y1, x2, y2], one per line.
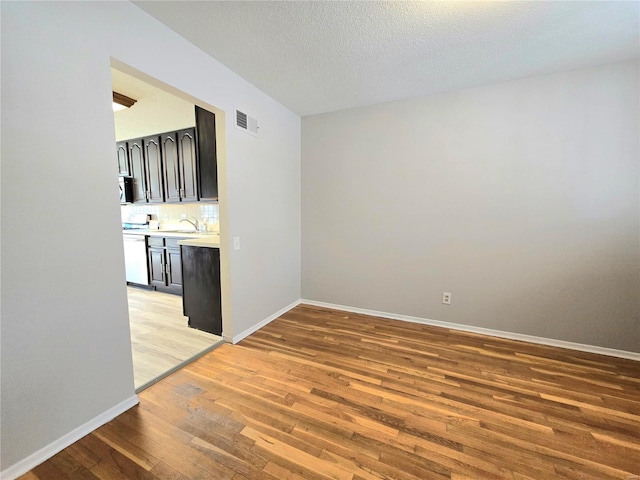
[178, 238, 220, 248]
[122, 229, 219, 239]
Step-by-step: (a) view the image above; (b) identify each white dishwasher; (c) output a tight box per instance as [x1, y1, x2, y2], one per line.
[123, 234, 149, 285]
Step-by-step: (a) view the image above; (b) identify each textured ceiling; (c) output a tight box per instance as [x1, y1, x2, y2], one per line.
[134, 1, 639, 116]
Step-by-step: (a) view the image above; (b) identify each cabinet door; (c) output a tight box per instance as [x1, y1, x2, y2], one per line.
[162, 133, 181, 203]
[178, 128, 198, 202]
[148, 247, 165, 288]
[195, 106, 218, 200]
[116, 141, 129, 176]
[166, 248, 183, 294]
[128, 139, 147, 203]
[144, 136, 164, 204]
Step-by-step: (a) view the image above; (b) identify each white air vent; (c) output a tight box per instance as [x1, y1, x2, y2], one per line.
[235, 108, 259, 137]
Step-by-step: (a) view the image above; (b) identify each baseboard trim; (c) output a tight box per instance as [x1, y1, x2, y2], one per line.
[1, 395, 139, 480]
[227, 299, 302, 344]
[301, 299, 640, 361]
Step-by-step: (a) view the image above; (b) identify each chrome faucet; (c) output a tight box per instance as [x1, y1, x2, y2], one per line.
[180, 217, 199, 231]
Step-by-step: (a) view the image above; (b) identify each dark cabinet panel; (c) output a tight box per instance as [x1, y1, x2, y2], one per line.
[195, 106, 218, 200]
[166, 248, 183, 294]
[148, 247, 165, 288]
[128, 139, 146, 203]
[117, 141, 129, 176]
[162, 128, 198, 203]
[181, 245, 222, 335]
[144, 136, 164, 203]
[162, 132, 181, 203]
[147, 236, 184, 295]
[178, 128, 198, 202]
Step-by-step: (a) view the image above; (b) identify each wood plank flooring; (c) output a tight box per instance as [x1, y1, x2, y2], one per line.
[127, 286, 223, 390]
[21, 304, 640, 480]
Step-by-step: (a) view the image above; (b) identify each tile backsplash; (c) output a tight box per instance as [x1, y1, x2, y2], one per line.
[121, 202, 219, 231]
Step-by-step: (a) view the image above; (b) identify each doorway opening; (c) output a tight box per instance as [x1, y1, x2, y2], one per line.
[112, 65, 225, 391]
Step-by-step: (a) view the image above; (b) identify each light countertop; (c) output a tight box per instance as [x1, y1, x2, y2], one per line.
[122, 229, 220, 248]
[178, 236, 220, 248]
[122, 229, 218, 239]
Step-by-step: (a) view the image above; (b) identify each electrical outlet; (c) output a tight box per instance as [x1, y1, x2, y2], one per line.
[442, 292, 451, 305]
[180, 214, 187, 220]
[233, 236, 241, 251]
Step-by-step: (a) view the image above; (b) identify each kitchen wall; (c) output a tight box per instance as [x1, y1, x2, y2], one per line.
[112, 68, 196, 142]
[1, 1, 300, 475]
[302, 60, 639, 353]
[122, 203, 220, 231]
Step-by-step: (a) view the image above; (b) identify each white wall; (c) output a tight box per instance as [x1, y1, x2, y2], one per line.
[1, 1, 300, 473]
[302, 60, 639, 353]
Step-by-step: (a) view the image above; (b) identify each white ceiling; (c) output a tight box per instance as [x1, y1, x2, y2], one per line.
[134, 1, 639, 117]
[112, 68, 195, 141]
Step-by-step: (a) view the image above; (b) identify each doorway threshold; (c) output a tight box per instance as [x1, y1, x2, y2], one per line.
[135, 338, 225, 393]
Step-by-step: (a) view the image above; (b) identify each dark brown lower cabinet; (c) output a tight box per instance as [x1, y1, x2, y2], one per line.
[148, 247, 165, 288]
[166, 248, 183, 292]
[147, 237, 184, 295]
[181, 245, 222, 335]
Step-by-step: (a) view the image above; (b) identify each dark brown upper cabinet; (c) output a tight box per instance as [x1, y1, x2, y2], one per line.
[178, 128, 199, 202]
[143, 135, 164, 203]
[195, 106, 218, 201]
[116, 141, 130, 176]
[118, 106, 217, 204]
[162, 132, 180, 203]
[162, 128, 198, 203]
[128, 136, 164, 203]
[128, 138, 147, 203]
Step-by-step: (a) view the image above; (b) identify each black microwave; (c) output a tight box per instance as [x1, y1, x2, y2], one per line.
[119, 176, 134, 204]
